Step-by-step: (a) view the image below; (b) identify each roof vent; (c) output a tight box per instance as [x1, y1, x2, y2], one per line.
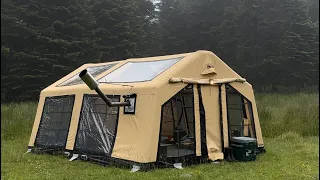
[201, 64, 216, 75]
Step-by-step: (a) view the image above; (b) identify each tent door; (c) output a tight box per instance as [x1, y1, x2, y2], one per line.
[157, 85, 196, 161]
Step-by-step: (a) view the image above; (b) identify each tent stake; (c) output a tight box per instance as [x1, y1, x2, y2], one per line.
[173, 163, 183, 169]
[130, 165, 141, 173]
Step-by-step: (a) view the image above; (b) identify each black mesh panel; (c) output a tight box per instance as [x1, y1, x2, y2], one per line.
[226, 84, 256, 138]
[35, 96, 75, 148]
[197, 85, 208, 157]
[158, 85, 195, 160]
[74, 95, 120, 156]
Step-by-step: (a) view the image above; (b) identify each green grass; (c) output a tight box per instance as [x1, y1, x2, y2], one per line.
[1, 93, 319, 179]
[1, 102, 37, 141]
[256, 93, 319, 137]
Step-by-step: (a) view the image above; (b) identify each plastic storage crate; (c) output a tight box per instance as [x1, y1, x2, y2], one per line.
[230, 137, 257, 162]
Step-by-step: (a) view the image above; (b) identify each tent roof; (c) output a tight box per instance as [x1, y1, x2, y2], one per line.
[41, 50, 244, 96]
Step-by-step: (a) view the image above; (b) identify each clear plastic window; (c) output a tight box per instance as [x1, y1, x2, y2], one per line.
[74, 95, 120, 156]
[57, 63, 117, 87]
[98, 57, 184, 83]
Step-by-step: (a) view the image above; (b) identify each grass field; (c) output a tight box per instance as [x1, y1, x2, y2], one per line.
[1, 93, 319, 180]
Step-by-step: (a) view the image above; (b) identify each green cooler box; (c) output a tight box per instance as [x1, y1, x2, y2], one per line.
[230, 137, 257, 162]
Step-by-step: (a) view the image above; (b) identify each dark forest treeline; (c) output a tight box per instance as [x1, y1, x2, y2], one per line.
[1, 0, 319, 102]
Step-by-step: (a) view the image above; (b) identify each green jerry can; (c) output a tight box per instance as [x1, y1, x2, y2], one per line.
[230, 137, 257, 162]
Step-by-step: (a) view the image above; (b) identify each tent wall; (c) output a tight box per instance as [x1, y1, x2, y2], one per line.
[110, 93, 158, 162]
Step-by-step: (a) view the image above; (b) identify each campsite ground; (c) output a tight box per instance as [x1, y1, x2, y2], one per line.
[1, 93, 319, 180]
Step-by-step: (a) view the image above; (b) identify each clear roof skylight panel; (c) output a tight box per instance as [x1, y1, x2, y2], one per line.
[98, 57, 183, 83]
[57, 63, 117, 87]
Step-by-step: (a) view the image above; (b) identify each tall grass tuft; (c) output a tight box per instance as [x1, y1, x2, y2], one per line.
[256, 93, 319, 137]
[1, 102, 37, 141]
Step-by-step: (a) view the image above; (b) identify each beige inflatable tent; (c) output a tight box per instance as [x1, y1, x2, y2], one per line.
[27, 50, 265, 168]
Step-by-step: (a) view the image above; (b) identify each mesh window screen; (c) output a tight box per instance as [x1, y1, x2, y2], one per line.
[226, 84, 255, 138]
[35, 96, 75, 149]
[57, 63, 117, 87]
[158, 85, 195, 159]
[74, 95, 120, 156]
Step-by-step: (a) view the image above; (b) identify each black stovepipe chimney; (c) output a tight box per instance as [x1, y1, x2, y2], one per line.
[79, 69, 130, 107]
